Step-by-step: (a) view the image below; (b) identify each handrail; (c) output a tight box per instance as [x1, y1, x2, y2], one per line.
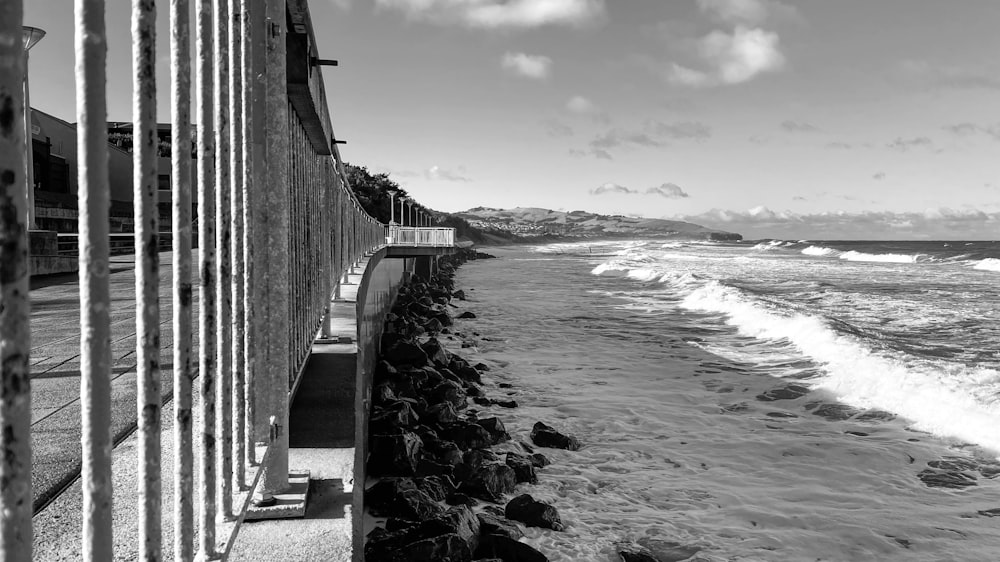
[385, 226, 456, 247]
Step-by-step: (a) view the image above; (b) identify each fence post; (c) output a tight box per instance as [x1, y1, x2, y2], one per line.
[0, 4, 33, 559]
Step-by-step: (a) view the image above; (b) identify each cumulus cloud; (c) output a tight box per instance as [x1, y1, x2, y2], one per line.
[697, 0, 800, 26]
[942, 122, 1000, 140]
[781, 120, 819, 133]
[426, 165, 471, 182]
[577, 120, 711, 158]
[681, 207, 1000, 240]
[541, 119, 574, 137]
[569, 148, 613, 160]
[646, 183, 690, 198]
[646, 120, 712, 141]
[502, 52, 553, 79]
[668, 26, 785, 86]
[590, 182, 637, 195]
[825, 141, 852, 150]
[898, 60, 1000, 91]
[375, 0, 605, 28]
[872, 172, 886, 181]
[886, 137, 934, 152]
[590, 129, 661, 149]
[566, 95, 599, 114]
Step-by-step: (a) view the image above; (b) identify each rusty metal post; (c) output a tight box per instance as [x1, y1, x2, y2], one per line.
[0, 4, 33, 559]
[230, 0, 247, 493]
[195, 0, 218, 556]
[169, 0, 195, 558]
[214, 0, 234, 522]
[256, 0, 290, 504]
[76, 0, 114, 559]
[131, 0, 162, 558]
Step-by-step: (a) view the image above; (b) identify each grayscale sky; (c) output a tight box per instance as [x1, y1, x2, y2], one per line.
[23, 0, 1000, 239]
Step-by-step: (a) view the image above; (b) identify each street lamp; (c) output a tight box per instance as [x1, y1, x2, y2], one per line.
[22, 26, 46, 230]
[399, 197, 407, 226]
[388, 189, 398, 224]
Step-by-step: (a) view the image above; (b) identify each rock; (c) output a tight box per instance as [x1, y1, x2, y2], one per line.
[447, 492, 477, 507]
[373, 383, 396, 406]
[440, 421, 493, 450]
[458, 311, 477, 319]
[492, 399, 518, 409]
[453, 364, 483, 385]
[416, 457, 455, 478]
[635, 539, 701, 562]
[476, 512, 525, 541]
[504, 494, 563, 531]
[369, 432, 423, 476]
[365, 478, 445, 520]
[461, 463, 517, 503]
[426, 439, 464, 467]
[384, 340, 430, 367]
[477, 417, 511, 445]
[475, 534, 548, 562]
[473, 396, 493, 407]
[422, 317, 445, 334]
[464, 383, 485, 398]
[474, 362, 490, 371]
[369, 401, 421, 434]
[498, 383, 513, 389]
[426, 402, 460, 426]
[529, 453, 551, 468]
[530, 421, 580, 451]
[618, 546, 659, 562]
[505, 453, 538, 484]
[755, 384, 810, 402]
[374, 360, 398, 383]
[365, 531, 472, 562]
[416, 475, 456, 501]
[453, 289, 466, 301]
[432, 381, 468, 410]
[421, 338, 452, 368]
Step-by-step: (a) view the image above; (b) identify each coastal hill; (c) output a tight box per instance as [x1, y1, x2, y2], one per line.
[451, 207, 742, 241]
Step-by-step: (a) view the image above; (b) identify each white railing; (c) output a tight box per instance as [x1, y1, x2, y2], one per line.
[385, 226, 456, 247]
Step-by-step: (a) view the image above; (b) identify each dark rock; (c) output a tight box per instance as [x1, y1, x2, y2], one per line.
[426, 439, 464, 467]
[476, 512, 525, 541]
[453, 289, 466, 301]
[423, 317, 445, 334]
[441, 421, 493, 450]
[373, 383, 396, 406]
[498, 383, 513, 389]
[492, 399, 518, 409]
[475, 534, 548, 562]
[384, 340, 430, 367]
[462, 341, 476, 348]
[370, 401, 421, 434]
[529, 453, 551, 468]
[461, 463, 517, 503]
[426, 402, 460, 426]
[374, 360, 398, 383]
[504, 494, 563, 531]
[432, 381, 469, 410]
[462, 449, 500, 471]
[421, 338, 452, 368]
[530, 421, 580, 451]
[366, 531, 472, 562]
[365, 478, 445, 520]
[618, 546, 658, 562]
[458, 311, 477, 319]
[454, 364, 484, 385]
[477, 417, 511, 445]
[918, 469, 978, 489]
[369, 432, 423, 476]
[473, 396, 493, 407]
[447, 492, 477, 507]
[416, 457, 455, 478]
[474, 362, 490, 371]
[416, 475, 456, 501]
[464, 383, 485, 398]
[439, 367, 464, 385]
[809, 403, 861, 421]
[978, 508, 1000, 517]
[505, 453, 538, 484]
[635, 539, 702, 562]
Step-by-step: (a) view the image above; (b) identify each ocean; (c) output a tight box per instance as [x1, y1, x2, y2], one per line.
[448, 239, 1000, 561]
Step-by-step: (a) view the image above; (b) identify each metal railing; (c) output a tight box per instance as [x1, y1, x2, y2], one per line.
[386, 226, 456, 247]
[0, 0, 386, 560]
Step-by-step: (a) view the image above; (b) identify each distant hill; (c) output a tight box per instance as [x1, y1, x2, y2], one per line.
[452, 207, 742, 241]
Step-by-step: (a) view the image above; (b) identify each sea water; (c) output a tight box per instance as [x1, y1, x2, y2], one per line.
[448, 239, 1000, 561]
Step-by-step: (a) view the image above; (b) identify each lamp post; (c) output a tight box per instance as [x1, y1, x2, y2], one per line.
[399, 197, 406, 226]
[388, 189, 397, 224]
[22, 26, 46, 230]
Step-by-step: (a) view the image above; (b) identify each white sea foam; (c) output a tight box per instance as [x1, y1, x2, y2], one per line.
[974, 258, 1000, 272]
[681, 281, 1000, 453]
[802, 245, 837, 256]
[839, 250, 920, 263]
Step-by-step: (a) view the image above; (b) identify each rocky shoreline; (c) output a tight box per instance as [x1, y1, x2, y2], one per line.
[363, 248, 585, 562]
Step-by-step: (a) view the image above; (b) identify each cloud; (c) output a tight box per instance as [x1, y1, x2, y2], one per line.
[426, 165, 471, 182]
[872, 172, 886, 181]
[502, 52, 553, 79]
[886, 137, 934, 152]
[541, 119, 574, 137]
[590, 129, 661, 149]
[781, 120, 819, 133]
[569, 148, 613, 160]
[590, 182, 637, 195]
[697, 0, 800, 26]
[328, 0, 352, 10]
[668, 26, 785, 87]
[942, 122, 1000, 140]
[646, 183, 690, 198]
[646, 120, 712, 141]
[566, 95, 599, 114]
[682, 207, 1000, 240]
[825, 141, 852, 150]
[376, 0, 605, 28]
[899, 60, 1000, 91]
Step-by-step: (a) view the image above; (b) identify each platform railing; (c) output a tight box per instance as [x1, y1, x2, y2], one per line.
[386, 226, 457, 247]
[0, 0, 386, 560]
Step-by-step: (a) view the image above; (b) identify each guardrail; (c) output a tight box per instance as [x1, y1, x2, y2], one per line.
[386, 226, 456, 247]
[0, 0, 387, 560]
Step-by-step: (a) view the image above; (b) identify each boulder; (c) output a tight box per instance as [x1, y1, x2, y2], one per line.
[530, 421, 580, 451]
[369, 432, 423, 476]
[426, 402, 460, 426]
[440, 421, 492, 451]
[492, 399, 518, 409]
[432, 381, 468, 410]
[453, 289, 466, 301]
[457, 311, 477, 319]
[365, 478, 445, 520]
[477, 417, 511, 445]
[421, 338, 452, 368]
[446, 492, 477, 507]
[504, 494, 563, 531]
[504, 453, 538, 484]
[461, 462, 517, 503]
[384, 340, 430, 368]
[373, 383, 396, 406]
[476, 512, 525, 541]
[529, 453, 551, 468]
[365, 531, 472, 562]
[474, 362, 490, 371]
[369, 401, 421, 434]
[475, 534, 548, 562]
[415, 475, 456, 502]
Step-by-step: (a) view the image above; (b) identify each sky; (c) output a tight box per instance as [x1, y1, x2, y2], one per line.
[23, 0, 1000, 239]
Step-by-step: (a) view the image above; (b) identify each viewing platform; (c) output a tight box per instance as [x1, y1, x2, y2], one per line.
[385, 225, 459, 257]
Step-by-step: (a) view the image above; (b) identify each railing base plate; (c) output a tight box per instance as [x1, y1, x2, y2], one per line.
[244, 470, 311, 520]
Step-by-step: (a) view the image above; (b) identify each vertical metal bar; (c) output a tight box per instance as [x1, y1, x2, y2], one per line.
[195, 0, 218, 555]
[244, 0, 262, 467]
[231, 0, 247, 492]
[169, 0, 195, 558]
[0, 4, 33, 558]
[258, 0, 291, 502]
[214, 0, 234, 521]
[132, 0, 162, 558]
[76, 0, 114, 559]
